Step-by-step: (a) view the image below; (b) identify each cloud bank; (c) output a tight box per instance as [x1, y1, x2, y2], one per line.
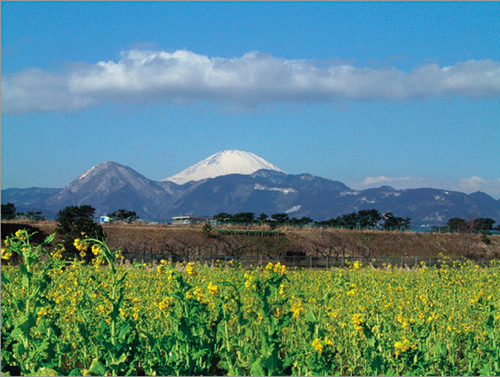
[3, 49, 500, 114]
[357, 175, 500, 199]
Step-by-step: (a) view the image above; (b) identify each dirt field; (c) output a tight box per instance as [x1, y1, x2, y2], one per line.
[2, 220, 499, 260]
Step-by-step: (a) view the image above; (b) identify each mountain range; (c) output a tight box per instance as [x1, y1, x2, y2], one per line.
[2, 150, 500, 227]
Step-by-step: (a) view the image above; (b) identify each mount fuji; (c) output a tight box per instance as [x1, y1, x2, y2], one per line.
[164, 150, 286, 184]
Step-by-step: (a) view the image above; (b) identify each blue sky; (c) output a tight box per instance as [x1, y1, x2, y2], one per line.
[2, 2, 500, 198]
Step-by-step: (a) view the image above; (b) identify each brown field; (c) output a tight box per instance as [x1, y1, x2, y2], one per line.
[2, 220, 499, 260]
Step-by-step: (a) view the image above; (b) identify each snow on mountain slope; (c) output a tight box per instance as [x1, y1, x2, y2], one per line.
[164, 150, 287, 185]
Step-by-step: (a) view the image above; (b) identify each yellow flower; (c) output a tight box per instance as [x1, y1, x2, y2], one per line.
[186, 262, 196, 276]
[207, 281, 220, 295]
[244, 273, 254, 289]
[1, 248, 12, 260]
[91, 244, 102, 256]
[312, 338, 324, 354]
[51, 244, 65, 259]
[352, 313, 364, 332]
[352, 313, 364, 326]
[193, 287, 204, 301]
[157, 264, 167, 274]
[73, 239, 88, 252]
[273, 262, 287, 275]
[279, 283, 286, 297]
[394, 337, 414, 353]
[353, 260, 362, 269]
[15, 230, 27, 240]
[324, 336, 333, 346]
[273, 307, 283, 318]
[155, 298, 170, 313]
[291, 301, 303, 319]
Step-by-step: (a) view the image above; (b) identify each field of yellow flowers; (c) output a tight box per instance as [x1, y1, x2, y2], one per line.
[2, 230, 500, 376]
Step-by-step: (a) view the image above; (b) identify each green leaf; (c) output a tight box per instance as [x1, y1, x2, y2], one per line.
[370, 354, 384, 373]
[1, 272, 11, 285]
[305, 310, 316, 324]
[11, 327, 25, 343]
[117, 272, 129, 285]
[43, 234, 55, 245]
[191, 349, 207, 359]
[478, 362, 492, 376]
[485, 314, 494, 329]
[34, 339, 51, 357]
[15, 313, 36, 334]
[88, 358, 107, 376]
[250, 359, 264, 376]
[109, 353, 127, 368]
[22, 275, 29, 289]
[97, 319, 108, 333]
[19, 263, 28, 276]
[118, 323, 131, 341]
[367, 336, 376, 348]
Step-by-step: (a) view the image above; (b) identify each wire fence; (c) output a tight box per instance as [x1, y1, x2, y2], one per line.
[115, 253, 498, 269]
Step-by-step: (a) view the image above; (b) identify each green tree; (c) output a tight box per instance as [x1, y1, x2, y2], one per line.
[232, 212, 255, 224]
[314, 217, 341, 228]
[26, 211, 45, 221]
[56, 205, 106, 259]
[257, 213, 269, 223]
[107, 209, 139, 223]
[290, 217, 313, 227]
[1, 202, 17, 220]
[472, 218, 496, 231]
[202, 220, 213, 238]
[357, 209, 381, 228]
[446, 217, 467, 230]
[338, 212, 359, 229]
[298, 216, 313, 225]
[271, 213, 289, 224]
[382, 212, 411, 230]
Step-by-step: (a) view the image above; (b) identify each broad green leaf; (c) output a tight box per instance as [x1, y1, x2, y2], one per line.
[21, 275, 29, 289]
[43, 234, 55, 245]
[250, 359, 264, 376]
[88, 358, 107, 376]
[305, 310, 316, 323]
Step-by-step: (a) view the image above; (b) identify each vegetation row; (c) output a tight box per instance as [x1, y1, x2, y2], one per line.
[1, 230, 499, 376]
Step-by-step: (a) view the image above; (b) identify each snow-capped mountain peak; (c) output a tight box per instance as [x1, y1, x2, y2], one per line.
[164, 150, 286, 185]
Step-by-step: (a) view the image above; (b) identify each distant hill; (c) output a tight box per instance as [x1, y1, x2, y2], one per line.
[2, 152, 500, 227]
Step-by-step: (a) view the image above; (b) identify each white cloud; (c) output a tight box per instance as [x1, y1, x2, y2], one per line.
[3, 49, 500, 114]
[356, 176, 432, 193]
[454, 176, 500, 198]
[360, 176, 429, 187]
[355, 175, 500, 199]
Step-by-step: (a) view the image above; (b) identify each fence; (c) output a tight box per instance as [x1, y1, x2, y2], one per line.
[118, 253, 498, 269]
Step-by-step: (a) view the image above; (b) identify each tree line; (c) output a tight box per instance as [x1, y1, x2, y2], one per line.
[438, 217, 500, 232]
[214, 209, 412, 230]
[1, 202, 45, 221]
